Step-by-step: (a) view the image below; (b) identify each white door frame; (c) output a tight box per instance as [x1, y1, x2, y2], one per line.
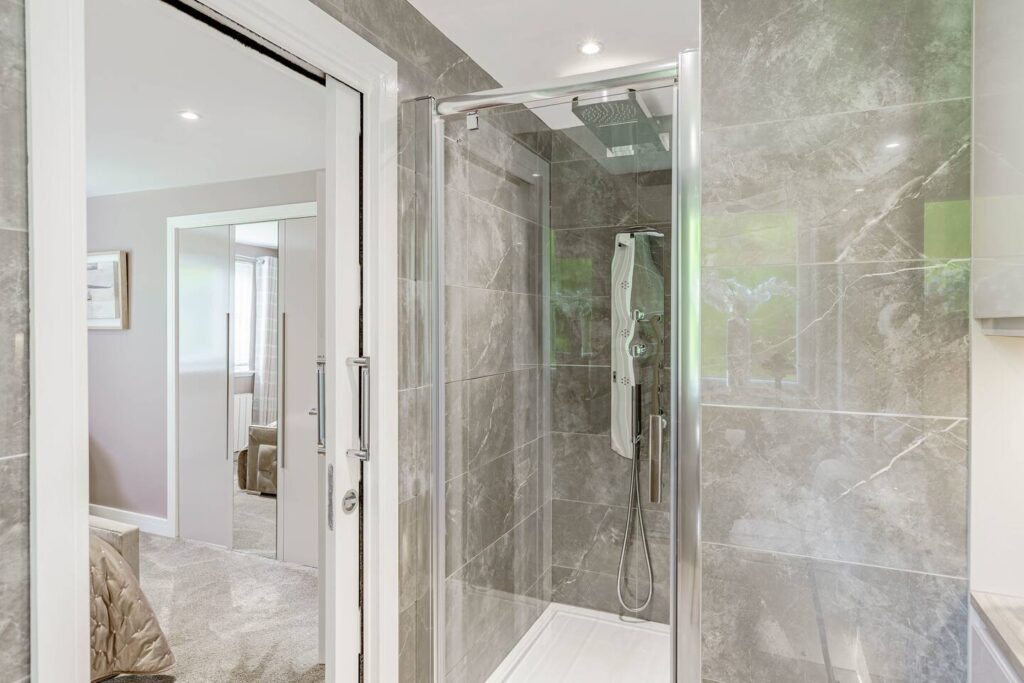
[25, 0, 399, 681]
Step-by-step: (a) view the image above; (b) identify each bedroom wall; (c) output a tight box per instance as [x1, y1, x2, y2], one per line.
[0, 0, 30, 677]
[87, 171, 317, 519]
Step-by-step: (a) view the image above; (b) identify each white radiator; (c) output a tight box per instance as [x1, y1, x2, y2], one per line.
[233, 393, 254, 453]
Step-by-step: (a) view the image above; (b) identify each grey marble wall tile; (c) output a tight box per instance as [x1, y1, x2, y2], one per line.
[549, 565, 635, 618]
[550, 366, 611, 435]
[0, 229, 28, 458]
[399, 602, 416, 683]
[702, 259, 969, 417]
[0, 0, 26, 235]
[701, 0, 972, 130]
[512, 293, 542, 368]
[552, 296, 611, 367]
[445, 285, 513, 382]
[399, 385, 430, 502]
[446, 440, 540, 574]
[399, 277, 430, 390]
[399, 493, 430, 612]
[550, 226, 621, 298]
[446, 511, 546, 681]
[445, 368, 541, 481]
[702, 543, 967, 682]
[446, 188, 547, 296]
[414, 592, 432, 683]
[638, 169, 673, 226]
[551, 498, 623, 576]
[465, 117, 544, 223]
[339, 0, 477, 91]
[703, 406, 967, 577]
[551, 432, 630, 507]
[550, 157, 637, 230]
[0, 454, 29, 680]
[702, 100, 971, 267]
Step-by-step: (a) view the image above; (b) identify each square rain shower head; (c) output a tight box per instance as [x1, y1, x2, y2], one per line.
[570, 89, 667, 156]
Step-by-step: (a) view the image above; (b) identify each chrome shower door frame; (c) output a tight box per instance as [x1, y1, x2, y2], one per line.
[425, 50, 702, 682]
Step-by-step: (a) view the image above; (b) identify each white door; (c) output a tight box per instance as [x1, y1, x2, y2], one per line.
[324, 76, 362, 681]
[279, 215, 320, 567]
[176, 224, 233, 547]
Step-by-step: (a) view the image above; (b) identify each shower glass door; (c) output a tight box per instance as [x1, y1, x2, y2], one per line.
[419, 53, 700, 682]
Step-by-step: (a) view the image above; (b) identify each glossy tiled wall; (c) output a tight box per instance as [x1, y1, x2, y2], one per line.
[700, 0, 972, 679]
[0, 0, 30, 679]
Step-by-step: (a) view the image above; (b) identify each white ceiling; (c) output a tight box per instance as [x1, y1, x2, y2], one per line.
[406, 0, 699, 92]
[85, 0, 325, 197]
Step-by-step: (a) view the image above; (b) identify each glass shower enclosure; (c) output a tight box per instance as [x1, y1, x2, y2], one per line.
[412, 52, 700, 681]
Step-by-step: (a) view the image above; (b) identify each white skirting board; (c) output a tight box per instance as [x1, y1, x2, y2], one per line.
[89, 503, 175, 537]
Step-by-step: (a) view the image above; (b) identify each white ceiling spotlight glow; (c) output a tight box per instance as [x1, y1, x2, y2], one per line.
[578, 40, 603, 56]
[178, 110, 201, 121]
[885, 141, 901, 149]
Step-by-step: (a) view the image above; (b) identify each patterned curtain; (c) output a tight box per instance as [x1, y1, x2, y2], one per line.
[251, 256, 279, 426]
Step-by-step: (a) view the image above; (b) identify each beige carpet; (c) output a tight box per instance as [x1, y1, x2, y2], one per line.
[232, 474, 277, 558]
[116, 533, 323, 682]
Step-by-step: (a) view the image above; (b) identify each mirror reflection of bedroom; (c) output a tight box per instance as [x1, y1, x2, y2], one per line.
[85, 0, 328, 679]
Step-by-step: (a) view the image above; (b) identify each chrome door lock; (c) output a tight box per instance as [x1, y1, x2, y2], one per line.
[342, 489, 358, 514]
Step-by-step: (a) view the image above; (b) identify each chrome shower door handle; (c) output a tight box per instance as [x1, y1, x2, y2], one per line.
[346, 356, 370, 461]
[649, 414, 664, 504]
[316, 357, 326, 455]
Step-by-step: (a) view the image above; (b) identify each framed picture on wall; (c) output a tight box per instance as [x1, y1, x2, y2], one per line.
[87, 251, 130, 330]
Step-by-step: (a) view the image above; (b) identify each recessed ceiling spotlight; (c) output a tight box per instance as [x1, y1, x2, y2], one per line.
[854, 188, 865, 193]
[578, 40, 603, 56]
[885, 141, 901, 149]
[178, 110, 201, 121]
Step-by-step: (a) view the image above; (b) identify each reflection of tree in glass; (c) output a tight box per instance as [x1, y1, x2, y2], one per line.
[704, 270, 795, 387]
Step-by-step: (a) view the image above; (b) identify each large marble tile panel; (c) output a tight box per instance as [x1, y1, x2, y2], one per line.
[703, 543, 967, 682]
[702, 100, 971, 266]
[551, 498, 623, 576]
[399, 493, 430, 613]
[399, 602, 417, 683]
[465, 116, 544, 223]
[702, 259, 969, 417]
[0, 229, 28, 458]
[551, 432, 630, 507]
[445, 285, 513, 382]
[550, 157, 637, 230]
[399, 277, 429, 390]
[552, 296, 611, 367]
[703, 406, 967, 576]
[549, 565, 626, 617]
[0, 0, 26, 235]
[399, 385, 430, 502]
[701, 0, 972, 129]
[0, 454, 29, 680]
[550, 226, 622, 299]
[340, 0, 477, 90]
[550, 365, 611, 435]
[446, 511, 546, 681]
[446, 368, 540, 480]
[446, 440, 541, 573]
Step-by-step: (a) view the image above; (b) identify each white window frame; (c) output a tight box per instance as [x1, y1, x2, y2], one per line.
[25, 0, 399, 681]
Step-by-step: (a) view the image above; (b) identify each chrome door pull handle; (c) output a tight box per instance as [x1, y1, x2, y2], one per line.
[316, 356, 326, 454]
[346, 356, 370, 461]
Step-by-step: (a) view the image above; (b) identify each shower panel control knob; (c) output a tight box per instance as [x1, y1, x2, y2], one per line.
[630, 343, 648, 358]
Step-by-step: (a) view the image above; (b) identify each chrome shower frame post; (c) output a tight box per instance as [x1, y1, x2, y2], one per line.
[670, 49, 702, 683]
[414, 95, 448, 683]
